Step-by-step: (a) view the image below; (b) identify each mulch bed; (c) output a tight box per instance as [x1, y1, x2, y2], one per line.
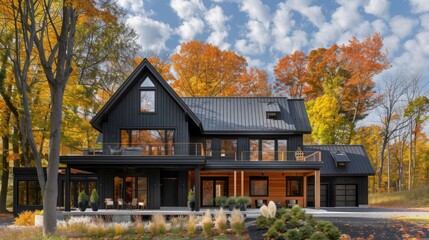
[246, 217, 429, 240]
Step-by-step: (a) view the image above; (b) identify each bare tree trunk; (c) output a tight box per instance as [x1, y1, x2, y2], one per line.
[0, 113, 10, 213]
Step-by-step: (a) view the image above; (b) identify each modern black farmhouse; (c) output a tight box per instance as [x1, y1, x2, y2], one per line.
[13, 59, 375, 214]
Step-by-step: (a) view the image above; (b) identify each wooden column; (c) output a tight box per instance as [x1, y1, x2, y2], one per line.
[65, 167, 71, 211]
[234, 171, 237, 196]
[194, 167, 200, 211]
[241, 171, 244, 196]
[303, 175, 307, 208]
[314, 170, 320, 210]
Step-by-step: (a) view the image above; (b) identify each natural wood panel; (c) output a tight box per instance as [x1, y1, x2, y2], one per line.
[190, 170, 314, 208]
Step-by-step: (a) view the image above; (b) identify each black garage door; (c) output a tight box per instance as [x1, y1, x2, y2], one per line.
[335, 184, 357, 207]
[307, 184, 328, 207]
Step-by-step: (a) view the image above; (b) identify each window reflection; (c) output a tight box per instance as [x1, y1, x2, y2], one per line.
[140, 90, 155, 112]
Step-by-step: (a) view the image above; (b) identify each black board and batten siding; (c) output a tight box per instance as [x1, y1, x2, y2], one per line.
[102, 72, 191, 150]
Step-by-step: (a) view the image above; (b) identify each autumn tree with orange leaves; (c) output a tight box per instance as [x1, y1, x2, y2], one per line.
[275, 33, 390, 144]
[171, 41, 247, 97]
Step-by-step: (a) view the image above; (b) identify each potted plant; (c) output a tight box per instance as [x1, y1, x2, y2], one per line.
[188, 189, 195, 211]
[90, 189, 99, 211]
[78, 190, 88, 212]
[236, 196, 251, 211]
[215, 196, 228, 208]
[227, 196, 236, 211]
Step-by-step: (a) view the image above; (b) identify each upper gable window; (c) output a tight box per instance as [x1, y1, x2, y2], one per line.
[140, 77, 155, 112]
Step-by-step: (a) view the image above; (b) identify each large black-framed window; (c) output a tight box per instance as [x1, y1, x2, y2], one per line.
[140, 77, 156, 112]
[220, 139, 237, 159]
[286, 177, 303, 197]
[205, 139, 212, 157]
[249, 139, 288, 161]
[249, 176, 269, 196]
[17, 180, 42, 206]
[120, 129, 174, 155]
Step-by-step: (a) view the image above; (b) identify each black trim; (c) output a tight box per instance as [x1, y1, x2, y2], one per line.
[249, 176, 269, 197]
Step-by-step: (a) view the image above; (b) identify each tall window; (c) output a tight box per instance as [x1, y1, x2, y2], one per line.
[140, 77, 155, 112]
[121, 129, 174, 155]
[249, 139, 259, 161]
[18, 180, 42, 206]
[262, 140, 275, 161]
[250, 177, 269, 196]
[248, 139, 287, 161]
[221, 139, 237, 159]
[286, 177, 303, 197]
[205, 139, 212, 157]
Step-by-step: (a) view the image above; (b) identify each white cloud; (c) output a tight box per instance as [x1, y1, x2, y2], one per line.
[409, 0, 429, 13]
[420, 14, 429, 30]
[205, 6, 230, 49]
[389, 15, 417, 39]
[235, 39, 260, 55]
[285, 0, 325, 28]
[395, 31, 429, 70]
[371, 19, 388, 34]
[331, 0, 363, 30]
[126, 16, 172, 52]
[313, 22, 342, 47]
[176, 17, 205, 42]
[273, 30, 308, 53]
[170, 0, 205, 19]
[383, 35, 400, 53]
[364, 0, 389, 18]
[117, 0, 145, 14]
[240, 0, 271, 28]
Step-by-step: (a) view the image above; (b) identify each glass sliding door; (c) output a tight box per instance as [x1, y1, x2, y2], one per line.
[201, 177, 228, 207]
[114, 176, 147, 204]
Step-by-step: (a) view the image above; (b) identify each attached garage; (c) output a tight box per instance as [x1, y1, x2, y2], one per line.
[307, 184, 328, 207]
[335, 184, 357, 207]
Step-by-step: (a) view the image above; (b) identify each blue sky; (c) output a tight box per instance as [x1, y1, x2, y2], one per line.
[118, 0, 429, 78]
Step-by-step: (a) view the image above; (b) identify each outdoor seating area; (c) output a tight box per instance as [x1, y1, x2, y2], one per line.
[104, 198, 145, 210]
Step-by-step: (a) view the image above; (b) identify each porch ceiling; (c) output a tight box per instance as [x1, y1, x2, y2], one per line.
[60, 155, 205, 166]
[204, 160, 323, 170]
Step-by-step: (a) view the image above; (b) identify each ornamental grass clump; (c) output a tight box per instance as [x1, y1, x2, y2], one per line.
[187, 215, 197, 235]
[148, 214, 166, 235]
[200, 209, 214, 236]
[256, 204, 276, 229]
[214, 208, 228, 234]
[259, 204, 269, 218]
[229, 209, 245, 235]
[133, 215, 145, 234]
[267, 201, 277, 218]
[13, 210, 43, 226]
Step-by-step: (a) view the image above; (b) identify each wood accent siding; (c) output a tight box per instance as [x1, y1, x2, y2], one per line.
[189, 170, 314, 208]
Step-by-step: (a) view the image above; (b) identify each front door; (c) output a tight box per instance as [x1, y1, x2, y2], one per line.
[201, 177, 228, 207]
[161, 177, 178, 206]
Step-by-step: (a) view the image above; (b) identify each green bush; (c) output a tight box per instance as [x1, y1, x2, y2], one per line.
[315, 221, 341, 240]
[310, 231, 329, 240]
[236, 196, 250, 205]
[188, 189, 195, 202]
[275, 207, 288, 218]
[265, 227, 279, 240]
[281, 212, 292, 222]
[290, 205, 305, 220]
[90, 189, 99, 202]
[215, 196, 228, 206]
[256, 215, 270, 229]
[227, 196, 236, 205]
[272, 219, 286, 233]
[299, 224, 316, 239]
[288, 216, 302, 229]
[78, 191, 88, 202]
[285, 228, 301, 240]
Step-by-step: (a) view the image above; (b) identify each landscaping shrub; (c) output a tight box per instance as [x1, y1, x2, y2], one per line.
[310, 231, 329, 240]
[288, 216, 302, 229]
[187, 215, 197, 235]
[291, 204, 305, 220]
[215, 208, 228, 234]
[267, 201, 277, 218]
[315, 221, 341, 240]
[260, 204, 269, 218]
[272, 219, 287, 233]
[256, 215, 271, 229]
[201, 209, 214, 236]
[281, 212, 292, 222]
[275, 207, 288, 218]
[229, 209, 245, 235]
[265, 227, 280, 240]
[148, 214, 166, 235]
[13, 210, 43, 226]
[299, 224, 316, 239]
[285, 228, 301, 240]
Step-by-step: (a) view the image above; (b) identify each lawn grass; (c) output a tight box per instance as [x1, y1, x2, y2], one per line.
[369, 185, 429, 209]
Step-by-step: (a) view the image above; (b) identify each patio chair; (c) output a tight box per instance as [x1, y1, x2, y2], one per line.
[138, 200, 145, 210]
[131, 198, 138, 209]
[105, 198, 114, 209]
[108, 145, 122, 155]
[117, 198, 124, 209]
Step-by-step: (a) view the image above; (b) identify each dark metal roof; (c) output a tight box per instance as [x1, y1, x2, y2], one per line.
[90, 59, 202, 132]
[182, 97, 312, 134]
[331, 151, 351, 163]
[304, 145, 375, 176]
